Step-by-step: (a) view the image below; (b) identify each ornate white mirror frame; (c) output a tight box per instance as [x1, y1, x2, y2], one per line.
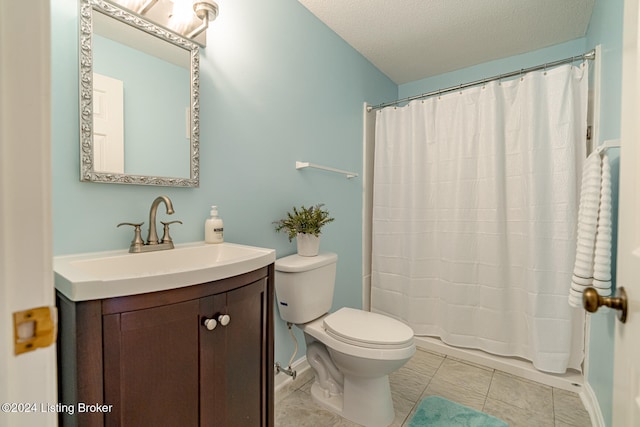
[79, 0, 200, 187]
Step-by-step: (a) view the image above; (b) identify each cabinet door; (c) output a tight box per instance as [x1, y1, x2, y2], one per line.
[200, 278, 268, 427]
[103, 299, 200, 427]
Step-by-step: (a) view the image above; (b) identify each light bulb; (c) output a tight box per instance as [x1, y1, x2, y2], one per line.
[167, 0, 196, 34]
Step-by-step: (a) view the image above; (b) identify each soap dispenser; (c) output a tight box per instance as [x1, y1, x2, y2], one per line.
[205, 206, 224, 243]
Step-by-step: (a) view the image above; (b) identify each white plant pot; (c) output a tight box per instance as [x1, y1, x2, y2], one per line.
[296, 233, 320, 257]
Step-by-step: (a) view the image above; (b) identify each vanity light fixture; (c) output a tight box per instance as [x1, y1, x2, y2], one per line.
[109, 0, 218, 44]
[188, 0, 218, 38]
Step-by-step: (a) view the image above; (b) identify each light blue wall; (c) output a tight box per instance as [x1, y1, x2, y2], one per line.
[399, 39, 587, 99]
[51, 0, 396, 365]
[585, 0, 624, 425]
[52, 0, 623, 409]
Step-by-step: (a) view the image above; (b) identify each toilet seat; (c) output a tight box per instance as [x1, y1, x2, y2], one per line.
[323, 308, 414, 349]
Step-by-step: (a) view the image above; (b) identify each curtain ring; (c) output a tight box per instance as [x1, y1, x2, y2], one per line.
[520, 68, 524, 81]
[544, 63, 547, 76]
[459, 84, 463, 94]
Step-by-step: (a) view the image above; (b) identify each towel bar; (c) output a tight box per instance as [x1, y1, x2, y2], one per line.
[295, 161, 358, 179]
[595, 139, 620, 154]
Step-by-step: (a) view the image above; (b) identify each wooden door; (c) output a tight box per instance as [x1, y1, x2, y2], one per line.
[103, 299, 200, 427]
[0, 2, 57, 426]
[199, 278, 268, 427]
[614, 0, 640, 424]
[93, 72, 124, 173]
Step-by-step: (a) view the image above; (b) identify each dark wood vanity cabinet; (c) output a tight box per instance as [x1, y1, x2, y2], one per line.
[57, 265, 275, 427]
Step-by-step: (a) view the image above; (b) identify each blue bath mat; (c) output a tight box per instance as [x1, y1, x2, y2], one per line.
[408, 396, 508, 427]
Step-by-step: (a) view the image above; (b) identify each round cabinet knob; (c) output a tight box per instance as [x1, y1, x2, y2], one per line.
[217, 314, 230, 326]
[203, 318, 217, 330]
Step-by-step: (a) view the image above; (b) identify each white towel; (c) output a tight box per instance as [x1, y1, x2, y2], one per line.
[569, 151, 613, 308]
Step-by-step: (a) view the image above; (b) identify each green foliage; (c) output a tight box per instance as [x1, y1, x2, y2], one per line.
[273, 204, 335, 242]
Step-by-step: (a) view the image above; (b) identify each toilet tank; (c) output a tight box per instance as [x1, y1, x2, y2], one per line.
[274, 252, 338, 324]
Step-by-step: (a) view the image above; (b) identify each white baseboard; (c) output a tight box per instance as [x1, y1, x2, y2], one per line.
[580, 381, 605, 427]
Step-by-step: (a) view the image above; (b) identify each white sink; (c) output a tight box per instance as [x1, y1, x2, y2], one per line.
[54, 242, 276, 301]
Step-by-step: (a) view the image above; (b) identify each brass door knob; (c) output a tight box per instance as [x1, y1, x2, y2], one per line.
[583, 287, 628, 323]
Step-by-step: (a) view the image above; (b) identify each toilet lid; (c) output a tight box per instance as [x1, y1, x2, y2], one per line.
[323, 308, 414, 349]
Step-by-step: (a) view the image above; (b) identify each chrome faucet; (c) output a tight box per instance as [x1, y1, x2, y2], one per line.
[118, 196, 182, 253]
[147, 196, 174, 245]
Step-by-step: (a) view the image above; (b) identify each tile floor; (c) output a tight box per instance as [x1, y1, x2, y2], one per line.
[275, 348, 592, 427]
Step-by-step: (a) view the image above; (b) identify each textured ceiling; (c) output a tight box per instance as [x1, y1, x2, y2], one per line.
[298, 0, 595, 84]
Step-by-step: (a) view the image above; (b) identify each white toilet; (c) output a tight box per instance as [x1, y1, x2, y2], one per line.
[275, 252, 415, 427]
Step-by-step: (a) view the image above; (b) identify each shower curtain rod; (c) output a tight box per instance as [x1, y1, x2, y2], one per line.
[367, 49, 596, 112]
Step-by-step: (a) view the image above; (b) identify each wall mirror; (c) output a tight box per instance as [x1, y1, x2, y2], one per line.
[79, 0, 200, 187]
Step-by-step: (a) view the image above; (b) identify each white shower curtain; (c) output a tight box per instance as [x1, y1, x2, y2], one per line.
[371, 64, 588, 374]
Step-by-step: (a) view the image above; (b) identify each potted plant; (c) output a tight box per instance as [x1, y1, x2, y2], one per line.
[273, 204, 334, 256]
